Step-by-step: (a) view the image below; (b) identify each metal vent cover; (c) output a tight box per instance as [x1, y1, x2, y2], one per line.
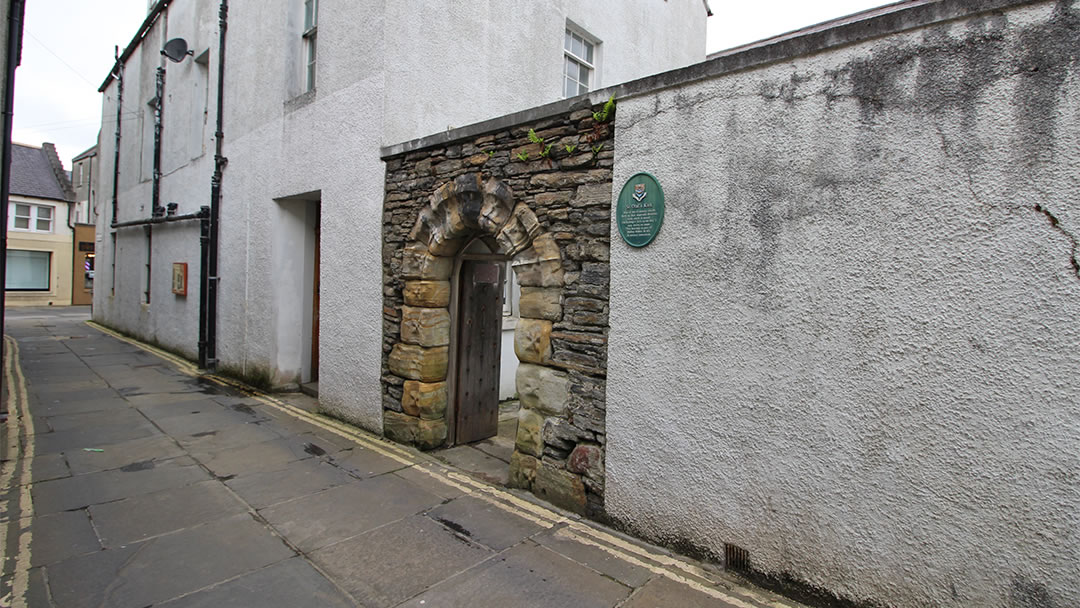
[725, 543, 750, 571]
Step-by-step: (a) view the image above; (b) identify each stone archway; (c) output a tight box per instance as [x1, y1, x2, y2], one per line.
[385, 173, 568, 454]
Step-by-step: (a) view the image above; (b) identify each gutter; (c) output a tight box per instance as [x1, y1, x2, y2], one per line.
[98, 0, 171, 92]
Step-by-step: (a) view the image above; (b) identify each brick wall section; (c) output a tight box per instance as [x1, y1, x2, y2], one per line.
[382, 103, 614, 517]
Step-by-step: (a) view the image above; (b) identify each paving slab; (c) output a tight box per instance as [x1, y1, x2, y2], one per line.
[28, 510, 102, 567]
[151, 406, 272, 437]
[134, 397, 228, 422]
[156, 556, 355, 607]
[29, 451, 70, 482]
[32, 419, 161, 456]
[621, 574, 746, 608]
[63, 434, 188, 475]
[392, 464, 469, 500]
[434, 444, 510, 485]
[225, 458, 356, 509]
[399, 541, 632, 608]
[31, 456, 210, 514]
[425, 494, 545, 551]
[45, 514, 295, 608]
[43, 407, 150, 433]
[27, 386, 119, 405]
[27, 395, 128, 417]
[189, 435, 319, 479]
[26, 567, 51, 608]
[533, 524, 655, 588]
[174, 420, 286, 453]
[310, 514, 493, 608]
[260, 475, 443, 552]
[331, 443, 410, 478]
[89, 480, 249, 548]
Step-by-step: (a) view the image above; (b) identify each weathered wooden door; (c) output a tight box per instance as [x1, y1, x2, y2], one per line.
[454, 260, 504, 444]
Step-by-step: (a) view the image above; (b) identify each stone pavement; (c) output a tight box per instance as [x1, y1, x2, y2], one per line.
[0, 307, 804, 608]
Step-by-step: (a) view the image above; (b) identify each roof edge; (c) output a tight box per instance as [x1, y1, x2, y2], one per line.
[41, 143, 75, 202]
[98, 0, 171, 92]
[382, 0, 1043, 159]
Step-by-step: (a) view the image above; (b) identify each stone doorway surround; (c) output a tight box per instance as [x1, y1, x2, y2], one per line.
[381, 106, 615, 517]
[385, 173, 569, 457]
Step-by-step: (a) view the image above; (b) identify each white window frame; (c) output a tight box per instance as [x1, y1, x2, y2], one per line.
[10, 202, 55, 233]
[564, 26, 597, 98]
[303, 0, 318, 92]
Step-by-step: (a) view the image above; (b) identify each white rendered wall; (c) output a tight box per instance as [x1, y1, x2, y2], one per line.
[96, 0, 706, 433]
[607, 2, 1080, 607]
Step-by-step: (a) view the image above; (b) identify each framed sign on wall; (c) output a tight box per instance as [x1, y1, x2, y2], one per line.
[172, 263, 188, 296]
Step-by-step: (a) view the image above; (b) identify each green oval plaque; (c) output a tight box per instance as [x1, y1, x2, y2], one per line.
[616, 172, 665, 248]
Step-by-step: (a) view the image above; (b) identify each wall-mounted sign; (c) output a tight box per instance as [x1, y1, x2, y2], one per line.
[616, 172, 665, 248]
[172, 263, 188, 296]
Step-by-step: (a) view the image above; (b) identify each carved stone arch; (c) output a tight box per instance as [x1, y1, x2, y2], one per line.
[387, 173, 568, 453]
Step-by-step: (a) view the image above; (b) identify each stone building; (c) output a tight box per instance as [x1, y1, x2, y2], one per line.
[94, 0, 1080, 606]
[5, 143, 76, 306]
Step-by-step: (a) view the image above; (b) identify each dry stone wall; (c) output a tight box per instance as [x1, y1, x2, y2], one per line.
[382, 102, 615, 517]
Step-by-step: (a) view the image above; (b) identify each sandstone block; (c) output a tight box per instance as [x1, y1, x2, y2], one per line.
[518, 287, 562, 321]
[568, 444, 604, 480]
[388, 343, 448, 382]
[495, 203, 541, 256]
[401, 243, 453, 280]
[508, 451, 540, 489]
[534, 463, 586, 515]
[512, 233, 563, 287]
[400, 306, 451, 347]
[383, 410, 418, 445]
[515, 408, 544, 458]
[416, 418, 448, 450]
[401, 380, 447, 420]
[514, 319, 552, 365]
[516, 363, 569, 416]
[403, 281, 450, 307]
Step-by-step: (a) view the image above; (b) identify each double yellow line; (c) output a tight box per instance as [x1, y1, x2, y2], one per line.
[80, 322, 793, 608]
[2, 335, 37, 608]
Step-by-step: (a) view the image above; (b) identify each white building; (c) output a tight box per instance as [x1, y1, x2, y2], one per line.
[94, 0, 707, 429]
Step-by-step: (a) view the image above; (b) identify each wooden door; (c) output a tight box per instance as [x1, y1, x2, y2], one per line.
[454, 260, 504, 444]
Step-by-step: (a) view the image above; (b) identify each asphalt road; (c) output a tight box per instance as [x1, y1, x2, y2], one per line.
[0, 307, 801, 608]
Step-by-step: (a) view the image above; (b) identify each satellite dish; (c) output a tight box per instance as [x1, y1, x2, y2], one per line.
[161, 38, 192, 63]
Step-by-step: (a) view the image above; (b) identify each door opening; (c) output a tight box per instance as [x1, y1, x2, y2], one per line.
[453, 257, 504, 443]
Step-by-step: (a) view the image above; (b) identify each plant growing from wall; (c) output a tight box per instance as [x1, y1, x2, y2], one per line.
[516, 151, 530, 161]
[590, 143, 605, 162]
[593, 94, 616, 123]
[564, 144, 577, 155]
[527, 128, 554, 165]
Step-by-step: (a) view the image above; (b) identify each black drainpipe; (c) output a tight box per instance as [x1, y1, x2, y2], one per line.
[200, 0, 227, 370]
[110, 46, 122, 228]
[152, 66, 164, 217]
[0, 0, 25, 411]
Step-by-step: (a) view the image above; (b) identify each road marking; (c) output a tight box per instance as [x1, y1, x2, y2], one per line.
[83, 321, 794, 607]
[2, 335, 37, 608]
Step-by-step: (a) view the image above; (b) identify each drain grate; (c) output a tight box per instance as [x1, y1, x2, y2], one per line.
[725, 543, 750, 572]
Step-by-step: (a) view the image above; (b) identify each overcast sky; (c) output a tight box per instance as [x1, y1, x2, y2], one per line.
[11, 0, 891, 167]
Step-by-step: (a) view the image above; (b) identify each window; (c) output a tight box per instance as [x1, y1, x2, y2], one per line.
[10, 203, 54, 233]
[303, 0, 318, 91]
[6, 250, 50, 291]
[564, 28, 595, 98]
